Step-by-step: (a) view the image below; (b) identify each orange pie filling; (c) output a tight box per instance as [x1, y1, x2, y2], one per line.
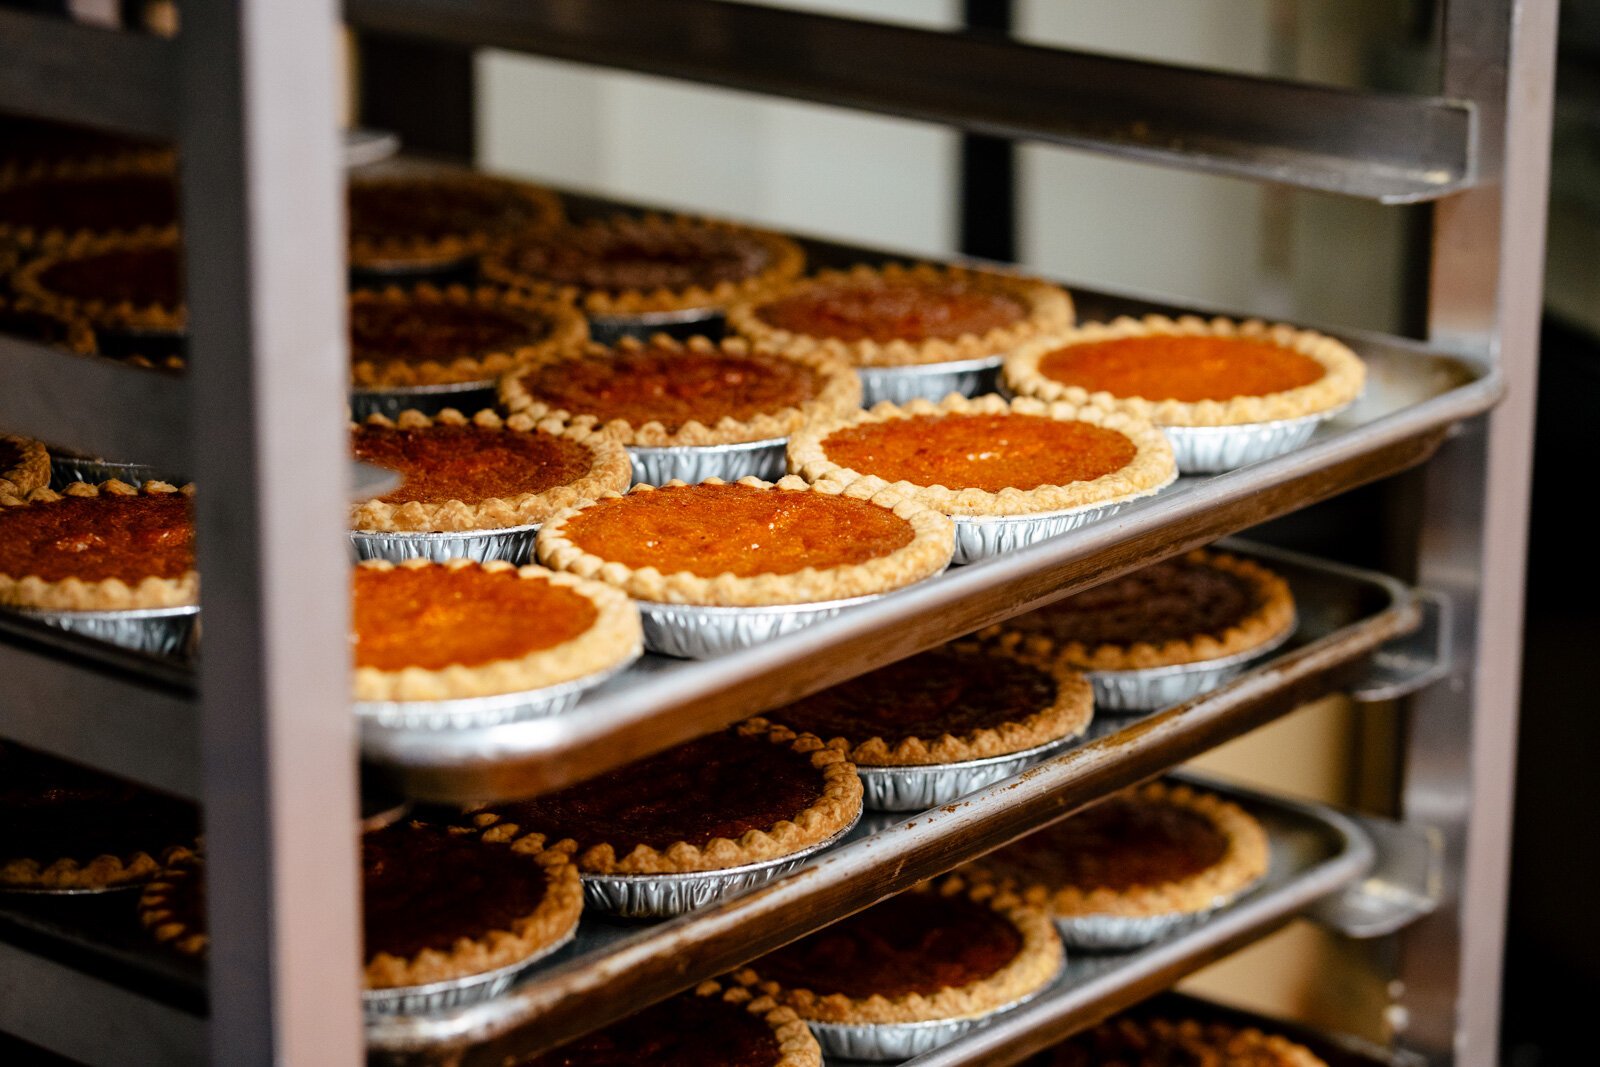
[560, 483, 914, 578]
[353, 565, 598, 672]
[353, 424, 596, 505]
[0, 494, 194, 584]
[515, 347, 822, 432]
[1038, 336, 1326, 403]
[822, 413, 1137, 492]
[755, 280, 1027, 343]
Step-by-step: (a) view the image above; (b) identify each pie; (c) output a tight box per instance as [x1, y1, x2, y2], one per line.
[139, 819, 584, 990]
[788, 393, 1176, 517]
[0, 434, 50, 497]
[347, 171, 564, 273]
[748, 638, 1092, 766]
[480, 214, 805, 319]
[0, 117, 167, 173]
[498, 335, 861, 448]
[0, 741, 198, 890]
[349, 283, 589, 390]
[738, 879, 1061, 1026]
[469, 722, 863, 876]
[726, 263, 1073, 367]
[1025, 1016, 1328, 1067]
[0, 295, 98, 355]
[953, 781, 1269, 924]
[515, 975, 822, 1067]
[0, 481, 197, 611]
[536, 476, 954, 606]
[1003, 314, 1365, 427]
[351, 408, 633, 532]
[0, 155, 177, 248]
[986, 549, 1296, 671]
[352, 558, 641, 702]
[11, 231, 184, 334]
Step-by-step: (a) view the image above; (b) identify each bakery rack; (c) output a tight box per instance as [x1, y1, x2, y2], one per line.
[0, 2, 1552, 1066]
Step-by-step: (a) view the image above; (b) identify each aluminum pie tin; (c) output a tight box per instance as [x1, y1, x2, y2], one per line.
[637, 591, 887, 659]
[354, 654, 638, 730]
[627, 437, 787, 486]
[10, 604, 198, 657]
[361, 925, 576, 1017]
[952, 500, 1131, 566]
[857, 735, 1083, 812]
[1055, 878, 1265, 952]
[857, 353, 1003, 408]
[0, 879, 149, 897]
[349, 378, 500, 421]
[587, 306, 723, 343]
[349, 521, 540, 564]
[50, 455, 181, 489]
[1085, 617, 1296, 714]
[580, 810, 861, 919]
[1161, 404, 1349, 474]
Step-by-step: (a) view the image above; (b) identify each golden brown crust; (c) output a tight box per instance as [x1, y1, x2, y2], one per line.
[536, 475, 955, 607]
[12, 230, 185, 334]
[474, 721, 864, 875]
[347, 171, 564, 273]
[480, 213, 806, 318]
[1, 845, 188, 891]
[740, 879, 1062, 1025]
[727, 262, 1074, 368]
[952, 781, 1270, 920]
[497, 334, 863, 447]
[349, 408, 633, 533]
[0, 152, 176, 249]
[352, 558, 642, 702]
[0, 294, 99, 356]
[1058, 1017, 1330, 1067]
[0, 480, 198, 611]
[1002, 314, 1366, 427]
[699, 975, 825, 1067]
[789, 393, 1177, 518]
[0, 434, 50, 496]
[747, 639, 1093, 766]
[984, 549, 1297, 671]
[349, 283, 590, 389]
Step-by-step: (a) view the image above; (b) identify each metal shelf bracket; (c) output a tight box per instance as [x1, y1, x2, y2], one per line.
[1306, 811, 1444, 939]
[1350, 589, 1453, 702]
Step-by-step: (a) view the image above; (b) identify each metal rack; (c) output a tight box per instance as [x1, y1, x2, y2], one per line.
[0, 2, 1553, 1065]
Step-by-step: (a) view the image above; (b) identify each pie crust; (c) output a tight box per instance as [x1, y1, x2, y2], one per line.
[11, 230, 185, 334]
[352, 558, 642, 702]
[536, 476, 955, 607]
[0, 153, 177, 249]
[726, 263, 1074, 368]
[986, 549, 1296, 671]
[349, 283, 589, 389]
[790, 393, 1177, 517]
[1003, 314, 1365, 427]
[350, 408, 633, 533]
[952, 781, 1270, 920]
[480, 213, 806, 318]
[747, 638, 1092, 766]
[739, 879, 1062, 1025]
[347, 171, 564, 273]
[0, 480, 197, 611]
[0, 434, 50, 496]
[0, 295, 98, 355]
[498, 334, 862, 447]
[472, 720, 863, 875]
[1030, 1016, 1329, 1067]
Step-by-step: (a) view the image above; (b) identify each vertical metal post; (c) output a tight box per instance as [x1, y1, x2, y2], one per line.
[1400, 1, 1556, 1063]
[179, 1, 364, 1063]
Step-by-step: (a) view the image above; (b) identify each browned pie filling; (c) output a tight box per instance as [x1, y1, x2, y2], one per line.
[0, 492, 193, 583]
[0, 172, 177, 236]
[1004, 555, 1263, 649]
[769, 645, 1058, 748]
[513, 346, 822, 432]
[1026, 1017, 1324, 1067]
[352, 423, 596, 505]
[519, 988, 783, 1067]
[0, 742, 198, 874]
[754, 891, 1023, 999]
[348, 180, 549, 244]
[349, 300, 554, 370]
[484, 731, 827, 855]
[499, 223, 772, 295]
[32, 245, 182, 314]
[755, 279, 1026, 343]
[979, 794, 1230, 893]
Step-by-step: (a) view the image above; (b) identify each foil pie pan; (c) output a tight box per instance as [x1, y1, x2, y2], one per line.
[350, 379, 500, 421]
[637, 592, 887, 659]
[588, 307, 723, 344]
[1086, 617, 1296, 713]
[858, 735, 1083, 811]
[1056, 879, 1264, 951]
[349, 522, 540, 564]
[11, 604, 198, 657]
[0, 880, 148, 897]
[50, 456, 180, 489]
[953, 500, 1131, 566]
[857, 353, 1004, 408]
[362, 926, 575, 1017]
[628, 438, 787, 487]
[1162, 405, 1349, 474]
[355, 655, 638, 730]
[581, 812, 861, 919]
